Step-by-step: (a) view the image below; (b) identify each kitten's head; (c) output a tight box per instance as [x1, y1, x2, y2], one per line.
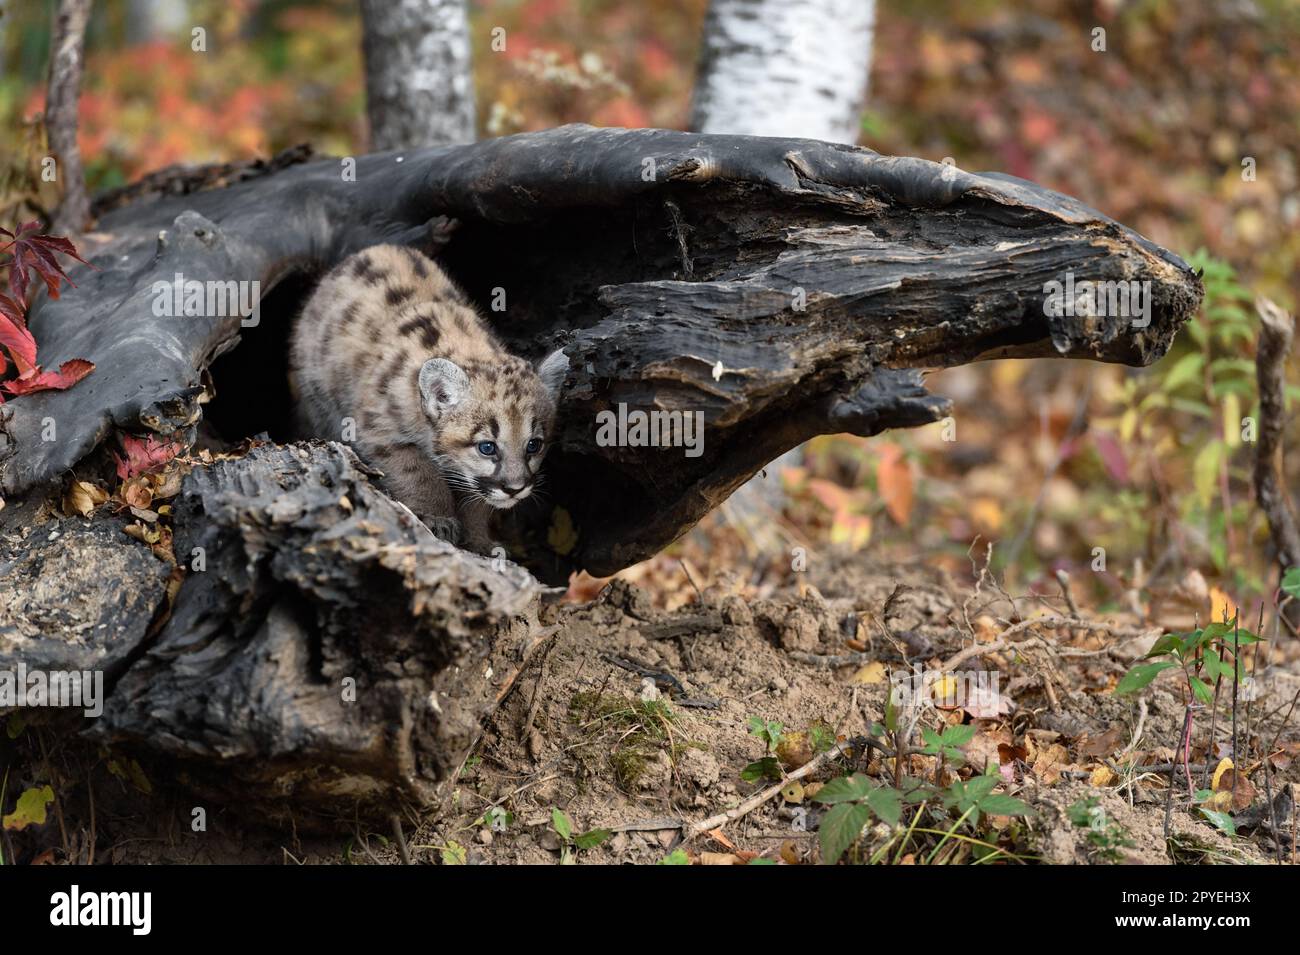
[419, 349, 568, 509]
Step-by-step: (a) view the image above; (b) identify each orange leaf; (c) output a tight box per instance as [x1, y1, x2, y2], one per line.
[876, 443, 913, 526]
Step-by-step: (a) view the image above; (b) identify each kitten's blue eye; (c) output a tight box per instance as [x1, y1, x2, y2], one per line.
[525, 438, 543, 455]
[477, 441, 498, 457]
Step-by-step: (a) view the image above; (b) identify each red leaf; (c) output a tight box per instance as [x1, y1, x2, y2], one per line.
[1, 358, 95, 397]
[114, 433, 181, 480]
[2, 223, 94, 307]
[1092, 431, 1130, 484]
[0, 311, 38, 372]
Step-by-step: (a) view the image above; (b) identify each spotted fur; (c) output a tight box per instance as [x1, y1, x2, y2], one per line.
[289, 245, 567, 553]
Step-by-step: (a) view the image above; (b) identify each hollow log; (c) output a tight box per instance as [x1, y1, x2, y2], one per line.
[0, 125, 1203, 821]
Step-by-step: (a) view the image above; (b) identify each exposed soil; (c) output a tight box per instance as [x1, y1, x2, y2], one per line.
[39, 555, 1296, 866]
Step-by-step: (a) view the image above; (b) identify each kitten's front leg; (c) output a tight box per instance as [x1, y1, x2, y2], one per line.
[457, 502, 496, 556]
[369, 443, 460, 541]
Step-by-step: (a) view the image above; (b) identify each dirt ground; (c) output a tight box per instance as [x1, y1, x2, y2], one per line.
[65, 554, 1297, 866]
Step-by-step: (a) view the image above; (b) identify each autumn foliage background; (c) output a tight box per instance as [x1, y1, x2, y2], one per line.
[2, 0, 1298, 629]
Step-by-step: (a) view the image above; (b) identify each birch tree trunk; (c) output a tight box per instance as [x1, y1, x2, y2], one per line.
[359, 0, 477, 150]
[46, 0, 93, 236]
[690, 0, 878, 531]
[690, 0, 877, 144]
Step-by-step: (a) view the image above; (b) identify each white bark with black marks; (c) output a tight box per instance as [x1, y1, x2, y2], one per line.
[46, 0, 92, 235]
[360, 0, 476, 150]
[690, 0, 876, 144]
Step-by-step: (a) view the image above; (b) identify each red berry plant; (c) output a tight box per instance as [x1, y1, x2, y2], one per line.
[0, 221, 95, 401]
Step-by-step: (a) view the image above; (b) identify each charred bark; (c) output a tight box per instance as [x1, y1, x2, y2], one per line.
[0, 125, 1202, 820]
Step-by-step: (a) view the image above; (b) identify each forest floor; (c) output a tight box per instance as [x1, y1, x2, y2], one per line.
[82, 555, 1298, 866]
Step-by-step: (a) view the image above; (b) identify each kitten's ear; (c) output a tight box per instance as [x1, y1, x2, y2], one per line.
[536, 348, 569, 402]
[419, 358, 469, 417]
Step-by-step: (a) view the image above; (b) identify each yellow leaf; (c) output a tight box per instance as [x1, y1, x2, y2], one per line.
[547, 506, 579, 555]
[1090, 764, 1116, 787]
[1223, 393, 1241, 449]
[2, 785, 54, 831]
[1209, 587, 1237, 626]
[969, 497, 1003, 534]
[1210, 757, 1233, 791]
[850, 661, 888, 685]
[829, 510, 871, 551]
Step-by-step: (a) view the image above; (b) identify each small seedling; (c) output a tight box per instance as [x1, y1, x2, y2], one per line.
[550, 807, 611, 864]
[1067, 796, 1134, 863]
[742, 716, 786, 783]
[920, 723, 976, 765]
[1115, 621, 1258, 704]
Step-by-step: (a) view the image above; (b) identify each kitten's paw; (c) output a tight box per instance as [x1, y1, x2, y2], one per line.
[424, 514, 463, 544]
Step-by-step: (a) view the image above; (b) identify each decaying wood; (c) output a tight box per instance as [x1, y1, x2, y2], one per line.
[0, 125, 1204, 821]
[1, 125, 1201, 580]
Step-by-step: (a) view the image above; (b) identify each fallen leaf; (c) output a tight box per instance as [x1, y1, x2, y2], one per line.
[1079, 724, 1126, 759]
[849, 661, 887, 685]
[876, 442, 914, 526]
[62, 479, 108, 517]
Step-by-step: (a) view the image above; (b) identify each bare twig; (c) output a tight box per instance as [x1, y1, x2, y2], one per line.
[390, 813, 412, 865]
[683, 741, 851, 842]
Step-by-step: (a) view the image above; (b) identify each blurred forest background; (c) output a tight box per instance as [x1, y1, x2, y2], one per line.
[3, 0, 1298, 624]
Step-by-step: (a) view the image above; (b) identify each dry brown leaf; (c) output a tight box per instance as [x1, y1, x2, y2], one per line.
[1079, 724, 1126, 759]
[63, 479, 108, 517]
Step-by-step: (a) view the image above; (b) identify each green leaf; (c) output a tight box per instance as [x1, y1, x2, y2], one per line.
[440, 840, 467, 865]
[1190, 676, 1214, 705]
[943, 724, 977, 746]
[920, 726, 944, 753]
[1201, 648, 1224, 682]
[741, 757, 782, 783]
[1114, 660, 1178, 695]
[4, 713, 26, 740]
[1161, 352, 1204, 391]
[658, 848, 689, 865]
[818, 801, 872, 865]
[1, 785, 53, 831]
[978, 794, 1032, 817]
[866, 787, 903, 827]
[884, 691, 899, 733]
[574, 828, 612, 850]
[964, 774, 999, 801]
[1144, 633, 1184, 658]
[1193, 441, 1225, 507]
[551, 807, 572, 842]
[813, 773, 874, 804]
[747, 857, 777, 865]
[1282, 567, 1300, 599]
[1199, 808, 1237, 836]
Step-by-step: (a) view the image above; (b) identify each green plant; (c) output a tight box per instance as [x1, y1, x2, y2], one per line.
[1115, 620, 1258, 705]
[1067, 796, 1135, 863]
[550, 807, 611, 864]
[741, 716, 786, 783]
[920, 723, 976, 765]
[812, 772, 904, 865]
